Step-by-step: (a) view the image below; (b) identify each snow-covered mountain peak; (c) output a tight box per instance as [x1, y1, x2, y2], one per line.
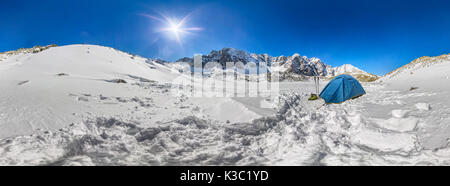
[310, 57, 321, 62]
[330, 64, 378, 82]
[292, 53, 301, 58]
[333, 64, 363, 74]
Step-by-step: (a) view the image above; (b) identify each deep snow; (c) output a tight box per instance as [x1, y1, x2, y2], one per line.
[0, 45, 449, 165]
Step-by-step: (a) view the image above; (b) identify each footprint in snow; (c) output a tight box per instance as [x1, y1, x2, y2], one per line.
[17, 80, 29, 85]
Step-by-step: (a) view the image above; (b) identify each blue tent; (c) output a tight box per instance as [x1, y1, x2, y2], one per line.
[319, 74, 366, 104]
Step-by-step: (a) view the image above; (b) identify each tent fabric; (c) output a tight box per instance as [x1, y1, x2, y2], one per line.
[319, 74, 366, 104]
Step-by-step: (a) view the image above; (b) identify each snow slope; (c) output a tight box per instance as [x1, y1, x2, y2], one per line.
[381, 54, 450, 91]
[378, 54, 450, 150]
[3, 84, 450, 166]
[0, 45, 260, 139]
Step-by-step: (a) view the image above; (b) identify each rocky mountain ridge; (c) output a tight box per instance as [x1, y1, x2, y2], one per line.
[175, 48, 378, 81]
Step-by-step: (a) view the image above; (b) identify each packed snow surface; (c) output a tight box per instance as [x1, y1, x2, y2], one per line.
[0, 45, 450, 165]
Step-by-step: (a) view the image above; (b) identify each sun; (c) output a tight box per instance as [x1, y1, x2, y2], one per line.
[141, 13, 203, 46]
[165, 19, 184, 44]
[168, 21, 181, 33]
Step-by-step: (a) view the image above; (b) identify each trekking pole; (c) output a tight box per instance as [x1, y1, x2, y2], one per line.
[315, 76, 317, 95]
[317, 76, 320, 95]
[315, 76, 319, 95]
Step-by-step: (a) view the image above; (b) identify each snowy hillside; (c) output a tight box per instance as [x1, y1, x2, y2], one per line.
[381, 54, 450, 90]
[0, 45, 261, 139]
[373, 53, 450, 153]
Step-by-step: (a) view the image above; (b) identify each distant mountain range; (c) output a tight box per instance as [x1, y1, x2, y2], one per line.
[173, 48, 378, 82]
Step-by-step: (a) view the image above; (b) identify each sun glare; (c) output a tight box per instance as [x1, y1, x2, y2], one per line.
[168, 20, 180, 33]
[141, 13, 203, 46]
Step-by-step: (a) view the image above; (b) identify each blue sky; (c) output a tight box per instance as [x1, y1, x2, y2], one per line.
[1, 0, 449, 75]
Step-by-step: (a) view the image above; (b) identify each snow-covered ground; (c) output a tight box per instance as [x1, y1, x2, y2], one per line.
[0, 45, 449, 165]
